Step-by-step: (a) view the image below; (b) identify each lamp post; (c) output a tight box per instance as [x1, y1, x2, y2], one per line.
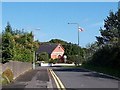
[32, 28, 40, 69]
[68, 23, 80, 46]
[32, 45, 36, 70]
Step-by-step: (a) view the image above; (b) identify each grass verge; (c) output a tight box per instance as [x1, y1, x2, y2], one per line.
[62, 64, 120, 79]
[81, 64, 120, 78]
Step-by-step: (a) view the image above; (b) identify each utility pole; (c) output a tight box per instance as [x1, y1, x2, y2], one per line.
[32, 28, 40, 69]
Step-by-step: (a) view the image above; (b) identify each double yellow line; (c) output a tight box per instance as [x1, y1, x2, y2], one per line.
[48, 69, 66, 90]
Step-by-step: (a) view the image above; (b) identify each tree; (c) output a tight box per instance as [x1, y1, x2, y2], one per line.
[86, 9, 120, 68]
[0, 34, 2, 61]
[118, 9, 120, 46]
[49, 39, 67, 45]
[83, 42, 99, 62]
[67, 55, 83, 66]
[2, 23, 15, 63]
[5, 22, 12, 34]
[91, 45, 120, 68]
[2, 22, 40, 63]
[37, 52, 49, 62]
[96, 10, 119, 47]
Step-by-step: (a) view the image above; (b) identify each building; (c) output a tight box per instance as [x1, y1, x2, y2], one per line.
[36, 43, 64, 60]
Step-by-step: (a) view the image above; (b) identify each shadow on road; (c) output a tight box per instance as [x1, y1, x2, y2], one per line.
[50, 66, 62, 67]
[83, 72, 118, 80]
[53, 68, 90, 72]
[53, 67, 119, 80]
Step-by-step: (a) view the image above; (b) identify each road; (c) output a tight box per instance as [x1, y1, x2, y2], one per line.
[2, 66, 120, 90]
[53, 67, 119, 89]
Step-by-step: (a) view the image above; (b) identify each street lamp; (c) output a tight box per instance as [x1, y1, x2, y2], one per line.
[68, 23, 80, 46]
[32, 28, 40, 69]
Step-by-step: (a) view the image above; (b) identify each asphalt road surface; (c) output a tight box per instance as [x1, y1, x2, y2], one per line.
[2, 66, 120, 90]
[53, 67, 119, 89]
[2, 67, 52, 90]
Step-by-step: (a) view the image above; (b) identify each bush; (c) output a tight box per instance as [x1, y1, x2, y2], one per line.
[53, 58, 59, 64]
[37, 52, 49, 62]
[2, 68, 14, 84]
[66, 60, 73, 64]
[67, 55, 83, 66]
[48, 58, 54, 63]
[48, 58, 58, 64]
[89, 45, 120, 68]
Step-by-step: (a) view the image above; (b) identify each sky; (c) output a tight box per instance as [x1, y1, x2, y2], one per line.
[2, 2, 118, 47]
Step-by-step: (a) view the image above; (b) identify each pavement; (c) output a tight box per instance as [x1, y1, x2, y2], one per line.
[2, 67, 53, 90]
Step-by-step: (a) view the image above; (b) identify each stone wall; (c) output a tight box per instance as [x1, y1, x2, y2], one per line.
[1, 61, 32, 79]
